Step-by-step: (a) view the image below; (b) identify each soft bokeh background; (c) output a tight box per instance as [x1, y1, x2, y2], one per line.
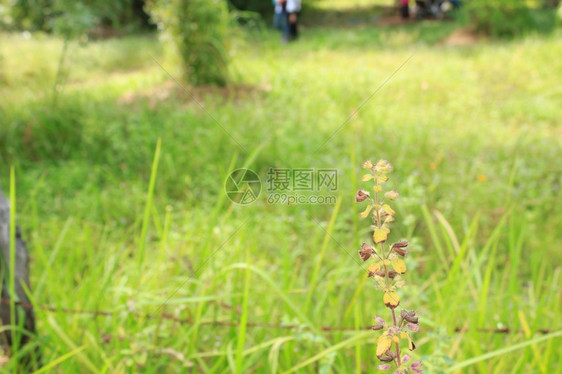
[0, 0, 561, 372]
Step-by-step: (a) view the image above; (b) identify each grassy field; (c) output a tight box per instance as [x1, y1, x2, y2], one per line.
[0, 11, 562, 374]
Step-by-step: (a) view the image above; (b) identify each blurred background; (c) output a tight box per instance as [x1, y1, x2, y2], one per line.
[0, 0, 561, 372]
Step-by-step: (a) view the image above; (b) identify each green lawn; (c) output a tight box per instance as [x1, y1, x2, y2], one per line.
[0, 17, 561, 373]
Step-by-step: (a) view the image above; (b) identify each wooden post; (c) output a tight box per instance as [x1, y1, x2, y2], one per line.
[0, 187, 37, 356]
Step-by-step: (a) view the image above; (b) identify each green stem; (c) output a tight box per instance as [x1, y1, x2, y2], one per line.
[392, 308, 402, 367]
[374, 178, 401, 368]
[53, 36, 69, 106]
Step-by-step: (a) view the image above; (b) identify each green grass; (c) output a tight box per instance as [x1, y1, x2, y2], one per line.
[0, 16, 561, 373]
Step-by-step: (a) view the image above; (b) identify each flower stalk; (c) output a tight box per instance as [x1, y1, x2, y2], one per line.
[355, 159, 423, 374]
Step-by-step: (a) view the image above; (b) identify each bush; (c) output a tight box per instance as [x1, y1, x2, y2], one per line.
[6, 0, 152, 34]
[461, 0, 557, 37]
[148, 0, 230, 86]
[229, 0, 273, 17]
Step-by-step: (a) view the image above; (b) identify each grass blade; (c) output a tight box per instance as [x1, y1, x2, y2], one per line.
[31, 345, 87, 374]
[446, 330, 562, 372]
[8, 167, 20, 365]
[282, 331, 371, 374]
[235, 246, 251, 374]
[138, 137, 162, 270]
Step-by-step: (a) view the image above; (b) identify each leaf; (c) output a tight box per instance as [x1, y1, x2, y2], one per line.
[384, 190, 399, 200]
[403, 332, 416, 351]
[409, 338, 416, 351]
[384, 215, 395, 224]
[382, 204, 395, 216]
[373, 228, 387, 243]
[359, 205, 372, 218]
[362, 174, 373, 181]
[367, 262, 380, 275]
[376, 334, 393, 356]
[374, 275, 386, 288]
[391, 258, 406, 274]
[383, 291, 400, 307]
[375, 174, 389, 184]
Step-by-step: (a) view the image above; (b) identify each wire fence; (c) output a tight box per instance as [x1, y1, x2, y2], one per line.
[1, 298, 554, 335]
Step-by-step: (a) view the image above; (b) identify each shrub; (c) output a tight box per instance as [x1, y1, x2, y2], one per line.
[148, 0, 230, 86]
[461, 0, 557, 37]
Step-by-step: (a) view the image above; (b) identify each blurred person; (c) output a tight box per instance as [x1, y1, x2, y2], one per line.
[287, 0, 302, 41]
[415, 0, 441, 18]
[400, 0, 410, 18]
[273, 0, 289, 43]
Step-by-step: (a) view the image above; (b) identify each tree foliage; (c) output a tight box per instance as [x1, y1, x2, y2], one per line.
[229, 0, 273, 17]
[148, 0, 230, 86]
[3, 0, 151, 34]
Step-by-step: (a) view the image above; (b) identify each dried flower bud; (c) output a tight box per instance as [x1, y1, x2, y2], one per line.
[411, 361, 423, 368]
[359, 243, 374, 261]
[393, 247, 407, 256]
[402, 354, 411, 363]
[355, 189, 371, 202]
[406, 323, 420, 332]
[400, 310, 419, 324]
[406, 315, 418, 324]
[411, 360, 423, 372]
[374, 316, 386, 325]
[391, 241, 408, 256]
[377, 364, 391, 371]
[375, 159, 393, 173]
[392, 241, 409, 248]
[372, 324, 384, 331]
[373, 269, 398, 278]
[377, 353, 395, 362]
